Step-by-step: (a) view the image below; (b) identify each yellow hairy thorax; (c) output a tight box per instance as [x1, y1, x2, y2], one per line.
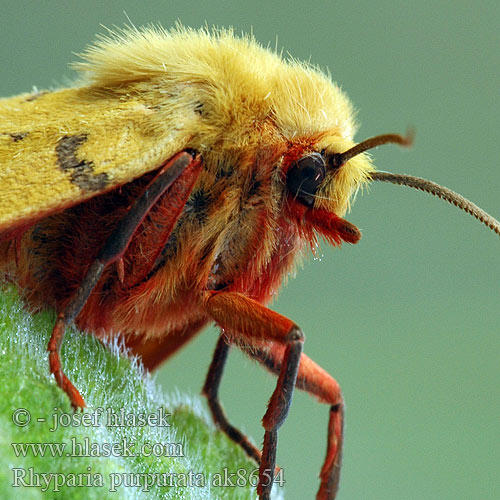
[0, 26, 373, 236]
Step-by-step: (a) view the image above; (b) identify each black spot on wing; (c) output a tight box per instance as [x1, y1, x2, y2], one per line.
[56, 134, 109, 192]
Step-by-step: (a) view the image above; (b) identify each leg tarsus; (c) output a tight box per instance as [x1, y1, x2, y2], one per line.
[244, 340, 345, 500]
[258, 429, 278, 499]
[262, 339, 303, 431]
[259, 339, 303, 499]
[317, 404, 344, 500]
[47, 315, 86, 410]
[202, 335, 262, 464]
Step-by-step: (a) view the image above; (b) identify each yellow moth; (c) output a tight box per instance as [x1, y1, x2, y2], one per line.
[1, 26, 498, 500]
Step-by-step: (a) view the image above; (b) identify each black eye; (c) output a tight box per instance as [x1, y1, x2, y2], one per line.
[286, 153, 326, 207]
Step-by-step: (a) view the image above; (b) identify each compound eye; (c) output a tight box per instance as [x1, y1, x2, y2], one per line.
[286, 153, 326, 207]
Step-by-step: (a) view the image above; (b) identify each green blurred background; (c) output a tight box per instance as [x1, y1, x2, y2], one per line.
[1, 1, 498, 499]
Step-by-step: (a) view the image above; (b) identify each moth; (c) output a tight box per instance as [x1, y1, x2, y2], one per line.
[1, 26, 498, 500]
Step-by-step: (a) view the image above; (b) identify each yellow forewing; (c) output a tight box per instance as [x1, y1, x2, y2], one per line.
[0, 87, 190, 232]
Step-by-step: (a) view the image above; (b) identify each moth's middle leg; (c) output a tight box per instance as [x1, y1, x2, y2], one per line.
[202, 334, 262, 463]
[204, 290, 304, 500]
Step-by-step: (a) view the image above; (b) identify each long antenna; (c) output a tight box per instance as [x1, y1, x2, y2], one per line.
[333, 130, 500, 237]
[370, 171, 500, 237]
[329, 131, 414, 169]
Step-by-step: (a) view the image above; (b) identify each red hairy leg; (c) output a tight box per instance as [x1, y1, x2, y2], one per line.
[48, 151, 201, 410]
[243, 341, 343, 500]
[204, 291, 304, 500]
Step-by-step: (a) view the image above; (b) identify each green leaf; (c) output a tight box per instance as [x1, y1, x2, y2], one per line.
[0, 286, 283, 499]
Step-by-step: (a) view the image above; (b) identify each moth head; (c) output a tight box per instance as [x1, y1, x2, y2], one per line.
[284, 130, 500, 247]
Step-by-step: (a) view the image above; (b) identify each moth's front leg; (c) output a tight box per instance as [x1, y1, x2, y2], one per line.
[243, 341, 344, 500]
[204, 291, 304, 500]
[47, 151, 201, 410]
